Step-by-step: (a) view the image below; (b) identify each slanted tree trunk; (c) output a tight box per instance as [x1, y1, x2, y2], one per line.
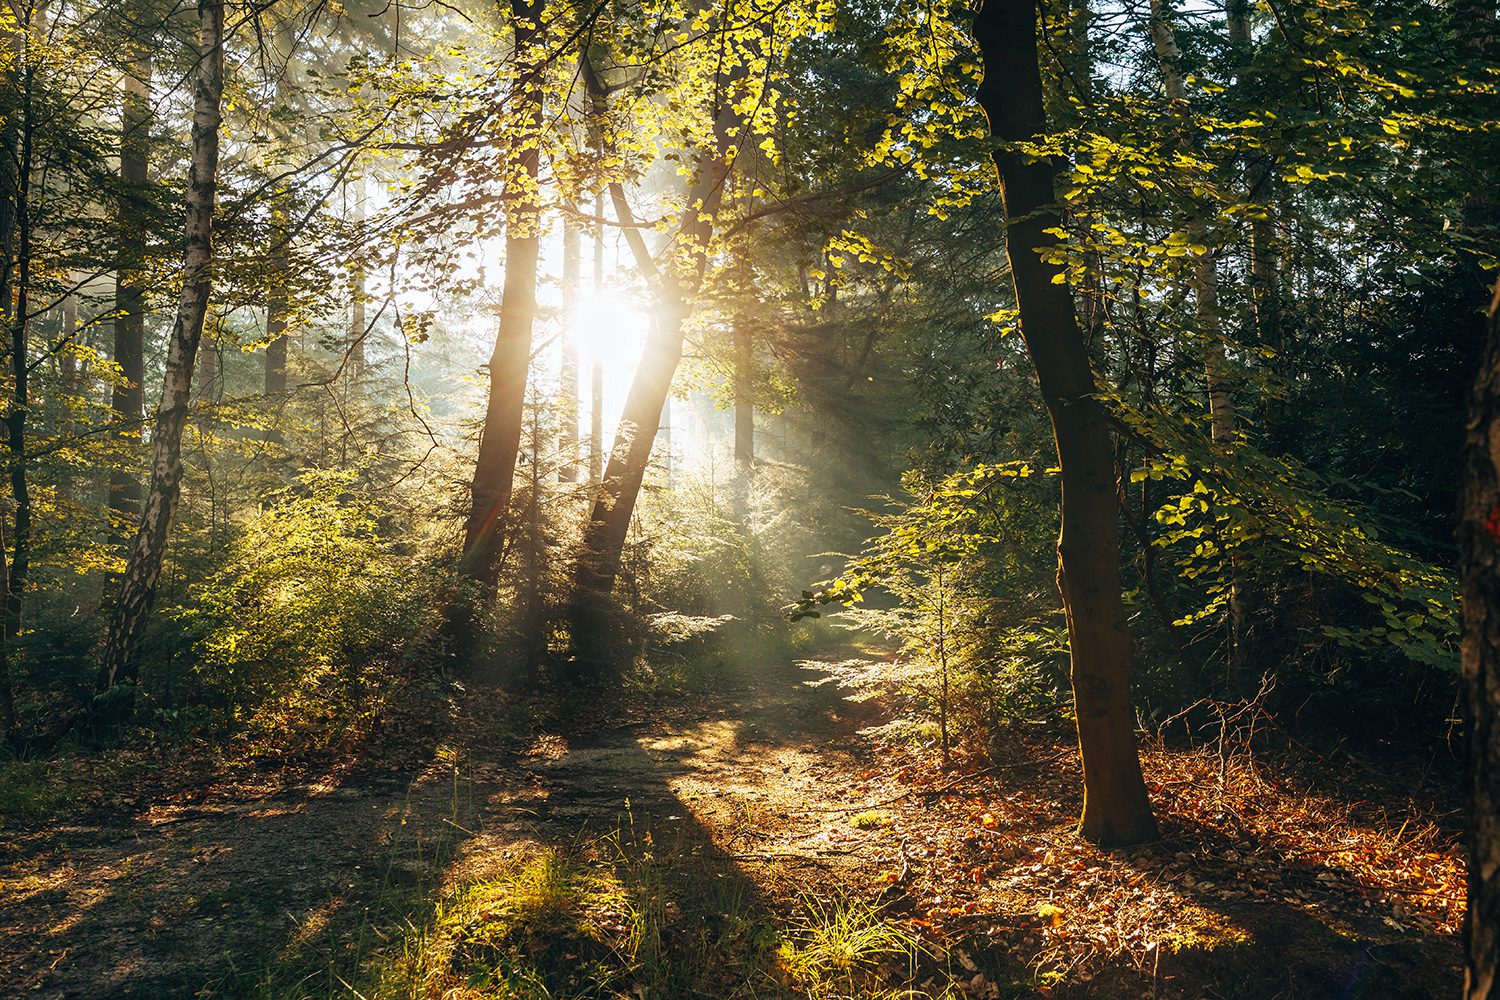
[100, 0, 223, 690]
[973, 0, 1157, 846]
[567, 52, 742, 676]
[111, 43, 150, 535]
[449, 0, 545, 659]
[1461, 283, 1500, 1000]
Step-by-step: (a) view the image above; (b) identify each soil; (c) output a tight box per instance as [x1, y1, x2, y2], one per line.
[0, 651, 1466, 999]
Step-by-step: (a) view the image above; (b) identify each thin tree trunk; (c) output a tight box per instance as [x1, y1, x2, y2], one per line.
[449, 0, 545, 660]
[0, 515, 10, 745]
[1459, 283, 1500, 1000]
[559, 205, 580, 483]
[567, 51, 742, 675]
[197, 313, 218, 401]
[111, 44, 150, 535]
[349, 172, 367, 377]
[1226, 0, 1280, 356]
[7, 38, 34, 656]
[588, 175, 604, 485]
[973, 0, 1157, 846]
[58, 292, 77, 503]
[523, 387, 545, 682]
[100, 0, 223, 690]
[265, 305, 287, 395]
[1150, 0, 1248, 692]
[734, 311, 753, 468]
[0, 15, 28, 744]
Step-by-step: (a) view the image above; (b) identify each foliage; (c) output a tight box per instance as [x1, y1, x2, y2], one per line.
[169, 469, 438, 735]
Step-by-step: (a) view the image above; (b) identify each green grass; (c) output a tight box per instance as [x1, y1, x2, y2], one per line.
[780, 894, 925, 998]
[0, 757, 76, 830]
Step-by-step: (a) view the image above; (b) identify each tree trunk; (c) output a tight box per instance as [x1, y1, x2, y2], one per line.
[0, 17, 27, 745]
[569, 294, 688, 670]
[448, 0, 545, 661]
[734, 311, 753, 468]
[566, 49, 744, 675]
[1461, 284, 1500, 1000]
[58, 292, 78, 503]
[348, 172, 367, 377]
[973, 0, 1157, 846]
[1150, 0, 1250, 695]
[197, 316, 219, 401]
[111, 45, 150, 534]
[100, 0, 223, 690]
[7, 41, 34, 656]
[265, 305, 287, 396]
[1226, 0, 1281, 356]
[588, 193, 605, 485]
[558, 205, 580, 483]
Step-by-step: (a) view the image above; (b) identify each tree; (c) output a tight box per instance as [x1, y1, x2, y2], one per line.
[449, 0, 546, 661]
[110, 12, 150, 536]
[566, 42, 747, 676]
[1460, 282, 1500, 1000]
[972, 0, 1157, 846]
[100, 0, 224, 689]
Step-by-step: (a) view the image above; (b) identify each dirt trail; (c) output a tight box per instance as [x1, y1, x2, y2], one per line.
[1, 654, 902, 999]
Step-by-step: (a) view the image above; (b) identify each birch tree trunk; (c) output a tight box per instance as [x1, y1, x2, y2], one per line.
[973, 0, 1157, 846]
[100, 0, 223, 690]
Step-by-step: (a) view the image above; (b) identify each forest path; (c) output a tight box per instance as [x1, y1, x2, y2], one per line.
[1, 651, 916, 999]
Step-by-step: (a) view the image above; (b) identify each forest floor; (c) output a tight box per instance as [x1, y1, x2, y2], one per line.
[0, 644, 1468, 999]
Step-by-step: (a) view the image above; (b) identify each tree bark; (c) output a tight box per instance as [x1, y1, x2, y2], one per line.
[110, 44, 150, 534]
[348, 172, 367, 377]
[1460, 283, 1500, 1000]
[448, 0, 545, 661]
[100, 0, 223, 690]
[588, 188, 605, 485]
[1226, 0, 1281, 356]
[559, 204, 580, 482]
[1149, 0, 1248, 691]
[265, 305, 287, 396]
[566, 52, 741, 676]
[0, 14, 27, 745]
[973, 0, 1157, 846]
[734, 311, 753, 468]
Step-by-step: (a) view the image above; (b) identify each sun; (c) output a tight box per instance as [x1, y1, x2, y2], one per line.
[568, 286, 651, 431]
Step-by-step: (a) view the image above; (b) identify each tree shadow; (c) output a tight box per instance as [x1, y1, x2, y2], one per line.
[2, 654, 924, 999]
[954, 725, 1463, 1000]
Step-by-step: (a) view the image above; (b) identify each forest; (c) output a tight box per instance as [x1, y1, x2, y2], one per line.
[0, 0, 1497, 996]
